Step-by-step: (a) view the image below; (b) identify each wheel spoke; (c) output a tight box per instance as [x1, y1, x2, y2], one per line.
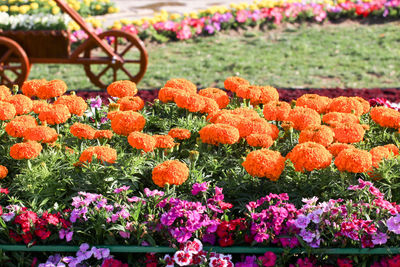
[114, 38, 118, 53]
[0, 49, 13, 63]
[96, 65, 111, 79]
[121, 66, 134, 81]
[113, 67, 117, 81]
[123, 59, 141, 64]
[0, 72, 12, 84]
[120, 43, 134, 57]
[3, 64, 22, 70]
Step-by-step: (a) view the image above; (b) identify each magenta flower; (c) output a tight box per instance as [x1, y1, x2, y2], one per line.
[387, 214, 400, 234]
[191, 182, 209, 195]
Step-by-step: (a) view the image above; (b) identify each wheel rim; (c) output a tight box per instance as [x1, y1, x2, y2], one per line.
[83, 30, 148, 89]
[0, 37, 30, 88]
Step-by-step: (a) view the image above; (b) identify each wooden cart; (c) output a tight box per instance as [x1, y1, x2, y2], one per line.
[0, 0, 148, 89]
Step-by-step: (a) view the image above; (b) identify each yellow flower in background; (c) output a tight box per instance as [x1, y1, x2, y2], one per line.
[52, 6, 60, 14]
[189, 11, 198, 19]
[250, 4, 257, 11]
[19, 5, 30, 14]
[113, 21, 122, 30]
[132, 19, 142, 26]
[108, 6, 115, 13]
[120, 18, 130, 25]
[95, 4, 101, 10]
[48, 0, 56, 7]
[30, 2, 39, 9]
[68, 21, 80, 31]
[0, 5, 9, 12]
[170, 13, 181, 20]
[10, 5, 19, 12]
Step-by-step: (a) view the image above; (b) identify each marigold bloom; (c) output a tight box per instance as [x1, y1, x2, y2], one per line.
[36, 80, 67, 99]
[0, 85, 11, 101]
[70, 123, 96, 140]
[0, 101, 16, 121]
[246, 134, 274, 148]
[327, 97, 364, 117]
[158, 87, 183, 103]
[250, 85, 279, 105]
[332, 123, 365, 144]
[153, 135, 176, 149]
[263, 101, 291, 121]
[370, 106, 400, 129]
[128, 132, 156, 152]
[212, 112, 242, 129]
[286, 142, 332, 172]
[296, 94, 331, 114]
[328, 143, 356, 157]
[107, 80, 137, 98]
[224, 76, 250, 93]
[32, 100, 49, 114]
[322, 112, 359, 127]
[164, 78, 197, 94]
[238, 117, 279, 139]
[152, 160, 189, 187]
[299, 125, 335, 147]
[107, 110, 124, 121]
[10, 141, 42, 160]
[370, 146, 394, 168]
[24, 126, 58, 143]
[8, 94, 33, 115]
[79, 146, 117, 164]
[117, 96, 144, 111]
[38, 104, 71, 125]
[111, 111, 146, 136]
[168, 128, 191, 140]
[94, 130, 113, 140]
[198, 88, 230, 109]
[175, 93, 205, 113]
[384, 144, 399, 156]
[21, 79, 47, 98]
[54, 94, 87, 116]
[199, 96, 219, 114]
[334, 148, 372, 173]
[236, 85, 261, 101]
[242, 149, 285, 181]
[353, 96, 370, 114]
[5, 115, 37, 138]
[199, 123, 240, 145]
[0, 165, 8, 179]
[231, 107, 260, 119]
[287, 107, 321, 131]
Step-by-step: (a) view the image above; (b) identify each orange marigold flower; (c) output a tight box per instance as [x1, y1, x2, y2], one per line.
[242, 149, 285, 181]
[70, 123, 96, 140]
[153, 135, 176, 149]
[0, 85, 12, 101]
[36, 80, 67, 99]
[212, 112, 242, 129]
[199, 123, 240, 145]
[198, 88, 230, 109]
[175, 93, 205, 113]
[334, 148, 372, 173]
[38, 104, 71, 125]
[24, 126, 58, 143]
[236, 85, 261, 101]
[322, 112, 359, 127]
[287, 107, 321, 131]
[0, 101, 16, 121]
[128, 132, 156, 152]
[10, 141, 42, 160]
[158, 87, 184, 103]
[0, 165, 8, 179]
[299, 125, 335, 147]
[107, 110, 124, 121]
[111, 110, 146, 136]
[199, 96, 219, 114]
[117, 96, 144, 112]
[384, 144, 399, 156]
[353, 96, 370, 115]
[32, 100, 49, 114]
[94, 130, 113, 140]
[286, 142, 332, 172]
[246, 134, 274, 148]
[370, 146, 393, 168]
[263, 101, 291, 121]
[327, 143, 356, 157]
[224, 76, 250, 93]
[168, 128, 191, 140]
[54, 94, 88, 116]
[238, 117, 279, 139]
[164, 78, 197, 95]
[79, 146, 117, 164]
[250, 86, 279, 106]
[107, 80, 138, 98]
[5, 115, 37, 138]
[370, 106, 400, 129]
[231, 107, 260, 119]
[21, 79, 47, 98]
[8, 94, 33, 115]
[332, 123, 365, 144]
[327, 97, 364, 117]
[296, 94, 331, 114]
[152, 160, 189, 187]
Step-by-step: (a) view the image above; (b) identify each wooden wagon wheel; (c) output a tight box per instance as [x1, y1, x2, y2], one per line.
[83, 30, 148, 89]
[0, 37, 30, 88]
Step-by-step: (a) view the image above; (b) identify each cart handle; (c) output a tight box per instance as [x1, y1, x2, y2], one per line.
[55, 0, 122, 62]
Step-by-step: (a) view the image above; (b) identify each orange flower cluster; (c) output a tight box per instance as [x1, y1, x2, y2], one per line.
[286, 142, 332, 172]
[246, 134, 274, 148]
[70, 123, 96, 140]
[327, 143, 356, 157]
[10, 141, 42, 160]
[199, 123, 240, 145]
[370, 106, 400, 129]
[298, 125, 335, 147]
[322, 112, 359, 127]
[5, 115, 38, 138]
[152, 160, 189, 187]
[295, 94, 331, 114]
[287, 107, 321, 131]
[36, 80, 67, 99]
[242, 149, 285, 181]
[236, 85, 279, 105]
[128, 132, 156, 152]
[198, 88, 230, 109]
[370, 145, 398, 168]
[107, 80, 138, 98]
[0, 165, 8, 179]
[0, 85, 12, 100]
[224, 76, 250, 93]
[327, 97, 365, 117]
[199, 96, 219, 114]
[164, 78, 197, 94]
[21, 79, 47, 98]
[79, 146, 117, 164]
[158, 87, 184, 103]
[38, 104, 71, 125]
[0, 101, 16, 121]
[32, 100, 49, 114]
[110, 110, 146, 136]
[263, 101, 291, 121]
[24, 125, 58, 143]
[153, 135, 176, 149]
[334, 148, 372, 173]
[54, 94, 88, 116]
[8, 94, 33, 115]
[175, 93, 205, 113]
[332, 123, 365, 144]
[94, 130, 113, 140]
[117, 96, 145, 112]
[168, 128, 191, 140]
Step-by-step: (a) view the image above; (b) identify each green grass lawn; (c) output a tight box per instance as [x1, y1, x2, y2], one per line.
[28, 21, 400, 90]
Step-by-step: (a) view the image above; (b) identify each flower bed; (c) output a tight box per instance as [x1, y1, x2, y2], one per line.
[1, 78, 400, 265]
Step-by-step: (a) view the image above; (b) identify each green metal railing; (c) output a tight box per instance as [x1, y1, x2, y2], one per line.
[0, 245, 399, 255]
